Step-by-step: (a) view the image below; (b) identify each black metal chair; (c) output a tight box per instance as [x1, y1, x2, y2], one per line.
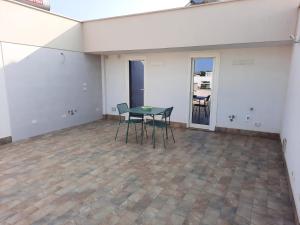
[193, 95, 211, 118]
[145, 107, 175, 148]
[115, 103, 144, 143]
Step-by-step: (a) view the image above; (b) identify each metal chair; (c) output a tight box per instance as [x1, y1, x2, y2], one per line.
[201, 95, 211, 117]
[145, 107, 175, 148]
[194, 95, 210, 118]
[115, 103, 143, 143]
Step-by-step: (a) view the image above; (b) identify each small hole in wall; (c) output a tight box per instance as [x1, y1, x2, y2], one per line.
[254, 122, 262, 128]
[60, 52, 66, 64]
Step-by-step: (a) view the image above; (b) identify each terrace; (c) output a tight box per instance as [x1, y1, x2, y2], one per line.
[0, 0, 300, 224]
[0, 121, 295, 224]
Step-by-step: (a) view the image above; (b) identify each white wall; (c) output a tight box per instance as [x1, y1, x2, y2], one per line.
[0, 43, 12, 139]
[0, 0, 82, 51]
[83, 0, 298, 53]
[217, 47, 291, 133]
[1, 42, 102, 141]
[104, 46, 291, 133]
[281, 12, 300, 220]
[0, 0, 102, 141]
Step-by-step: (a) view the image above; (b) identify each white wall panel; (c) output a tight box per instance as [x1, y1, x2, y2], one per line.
[83, 0, 298, 53]
[0, 43, 12, 139]
[104, 46, 291, 133]
[0, 0, 82, 51]
[2, 42, 102, 141]
[281, 11, 300, 220]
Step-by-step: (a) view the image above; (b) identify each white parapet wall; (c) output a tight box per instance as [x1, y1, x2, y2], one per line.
[0, 0, 82, 52]
[281, 10, 300, 221]
[0, 43, 12, 139]
[83, 0, 299, 53]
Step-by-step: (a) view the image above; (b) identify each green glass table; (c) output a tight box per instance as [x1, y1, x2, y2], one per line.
[126, 106, 166, 148]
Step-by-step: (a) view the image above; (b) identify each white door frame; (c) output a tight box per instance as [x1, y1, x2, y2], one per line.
[124, 55, 147, 107]
[187, 51, 220, 131]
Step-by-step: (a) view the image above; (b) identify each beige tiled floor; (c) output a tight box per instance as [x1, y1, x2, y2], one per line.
[0, 120, 296, 225]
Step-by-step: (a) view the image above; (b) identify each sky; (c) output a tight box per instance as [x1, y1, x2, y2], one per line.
[50, 0, 189, 21]
[195, 58, 214, 72]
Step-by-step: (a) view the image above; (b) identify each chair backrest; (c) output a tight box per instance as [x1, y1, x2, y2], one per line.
[130, 112, 143, 118]
[162, 107, 174, 120]
[206, 95, 211, 102]
[117, 103, 129, 115]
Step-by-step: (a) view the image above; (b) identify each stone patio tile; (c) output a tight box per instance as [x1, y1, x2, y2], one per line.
[0, 120, 296, 225]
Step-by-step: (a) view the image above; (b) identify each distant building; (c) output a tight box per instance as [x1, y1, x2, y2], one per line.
[15, 0, 50, 11]
[186, 0, 222, 6]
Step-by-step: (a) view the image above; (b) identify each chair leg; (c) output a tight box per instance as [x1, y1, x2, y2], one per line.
[169, 125, 175, 143]
[161, 127, 166, 149]
[115, 123, 121, 141]
[152, 117, 156, 148]
[141, 122, 144, 144]
[152, 126, 155, 146]
[165, 124, 169, 140]
[125, 122, 130, 144]
[151, 127, 154, 142]
[134, 123, 138, 143]
[144, 124, 148, 138]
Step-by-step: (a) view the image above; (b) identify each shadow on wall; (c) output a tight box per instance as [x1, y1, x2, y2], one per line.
[45, 23, 83, 52]
[1, 26, 103, 141]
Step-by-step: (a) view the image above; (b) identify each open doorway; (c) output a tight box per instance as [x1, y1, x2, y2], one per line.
[190, 56, 218, 130]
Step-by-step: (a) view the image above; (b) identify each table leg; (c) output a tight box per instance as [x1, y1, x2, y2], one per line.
[125, 117, 130, 144]
[152, 115, 156, 148]
[141, 120, 144, 145]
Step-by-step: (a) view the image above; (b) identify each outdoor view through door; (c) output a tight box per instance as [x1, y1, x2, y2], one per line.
[192, 58, 214, 126]
[129, 60, 144, 108]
